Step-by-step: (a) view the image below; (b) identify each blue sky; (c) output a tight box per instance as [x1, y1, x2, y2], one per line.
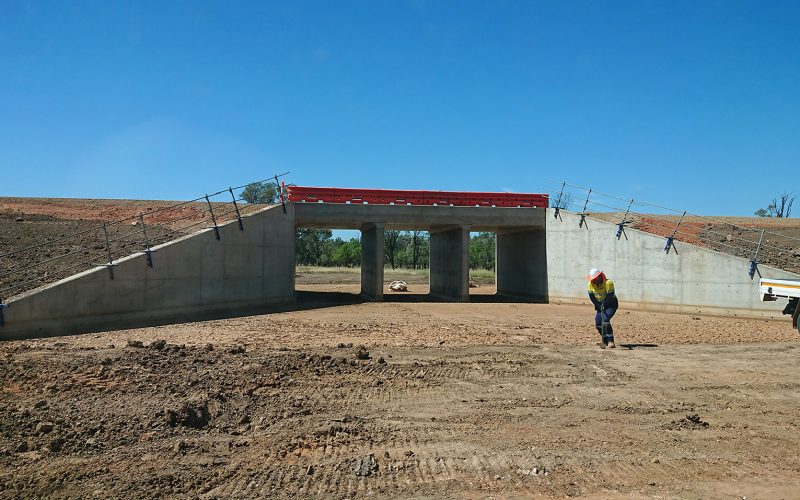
[2, 0, 799, 216]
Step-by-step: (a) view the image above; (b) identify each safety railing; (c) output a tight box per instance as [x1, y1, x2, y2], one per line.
[287, 186, 549, 208]
[543, 180, 800, 278]
[0, 173, 289, 307]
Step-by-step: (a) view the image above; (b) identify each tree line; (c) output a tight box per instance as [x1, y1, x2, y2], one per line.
[296, 229, 496, 270]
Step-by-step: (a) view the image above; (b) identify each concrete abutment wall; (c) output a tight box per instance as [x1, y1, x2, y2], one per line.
[2, 204, 296, 339]
[546, 209, 800, 318]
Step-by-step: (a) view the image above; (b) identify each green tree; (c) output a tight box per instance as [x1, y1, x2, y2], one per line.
[469, 232, 495, 270]
[384, 230, 401, 269]
[395, 231, 429, 269]
[241, 181, 279, 204]
[296, 229, 332, 266]
[331, 238, 361, 267]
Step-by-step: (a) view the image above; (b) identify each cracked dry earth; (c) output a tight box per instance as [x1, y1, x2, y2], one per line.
[2, 300, 800, 499]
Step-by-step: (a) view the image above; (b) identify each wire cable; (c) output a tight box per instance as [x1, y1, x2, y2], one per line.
[549, 179, 800, 245]
[0, 174, 291, 297]
[541, 186, 800, 272]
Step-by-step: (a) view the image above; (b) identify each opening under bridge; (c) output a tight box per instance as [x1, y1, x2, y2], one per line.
[288, 186, 550, 302]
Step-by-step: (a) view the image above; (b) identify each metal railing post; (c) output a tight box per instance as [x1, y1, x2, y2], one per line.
[205, 195, 221, 240]
[579, 189, 592, 229]
[664, 211, 686, 254]
[0, 172, 293, 300]
[101, 223, 115, 279]
[229, 188, 244, 231]
[749, 228, 766, 279]
[553, 182, 565, 221]
[140, 213, 153, 267]
[616, 198, 634, 240]
[275, 175, 287, 214]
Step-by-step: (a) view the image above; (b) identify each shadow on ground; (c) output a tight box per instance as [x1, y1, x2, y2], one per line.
[619, 343, 659, 350]
[297, 291, 538, 305]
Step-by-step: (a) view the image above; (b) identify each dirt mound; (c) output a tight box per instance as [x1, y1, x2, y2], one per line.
[0, 198, 264, 299]
[0, 197, 216, 226]
[588, 211, 800, 274]
[663, 413, 710, 430]
[166, 399, 211, 429]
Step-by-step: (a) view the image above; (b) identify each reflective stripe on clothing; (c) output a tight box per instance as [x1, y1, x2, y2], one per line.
[595, 307, 617, 327]
[595, 307, 616, 341]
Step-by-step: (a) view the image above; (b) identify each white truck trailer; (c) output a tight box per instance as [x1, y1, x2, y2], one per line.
[759, 278, 800, 333]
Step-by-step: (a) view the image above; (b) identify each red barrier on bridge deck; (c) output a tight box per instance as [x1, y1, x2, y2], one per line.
[286, 186, 548, 208]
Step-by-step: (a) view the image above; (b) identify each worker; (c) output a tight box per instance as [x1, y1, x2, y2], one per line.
[587, 268, 618, 349]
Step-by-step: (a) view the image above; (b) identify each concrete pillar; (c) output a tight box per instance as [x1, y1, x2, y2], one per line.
[496, 228, 548, 302]
[429, 226, 469, 301]
[360, 223, 384, 300]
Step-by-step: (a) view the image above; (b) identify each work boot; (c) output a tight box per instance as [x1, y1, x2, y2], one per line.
[595, 326, 605, 348]
[607, 341, 616, 349]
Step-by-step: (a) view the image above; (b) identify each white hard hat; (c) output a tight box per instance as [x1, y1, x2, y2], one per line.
[587, 268, 603, 280]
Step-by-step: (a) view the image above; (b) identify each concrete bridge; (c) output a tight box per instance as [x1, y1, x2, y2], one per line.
[2, 187, 799, 339]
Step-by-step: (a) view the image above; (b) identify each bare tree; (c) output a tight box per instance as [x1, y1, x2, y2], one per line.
[411, 231, 422, 270]
[550, 192, 574, 210]
[756, 192, 795, 218]
[384, 230, 401, 269]
[774, 193, 794, 218]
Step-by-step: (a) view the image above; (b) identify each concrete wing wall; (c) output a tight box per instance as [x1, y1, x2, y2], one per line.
[546, 209, 800, 318]
[2, 204, 296, 339]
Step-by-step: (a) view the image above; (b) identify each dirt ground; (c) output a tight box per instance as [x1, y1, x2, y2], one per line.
[2, 295, 800, 499]
[2, 199, 800, 498]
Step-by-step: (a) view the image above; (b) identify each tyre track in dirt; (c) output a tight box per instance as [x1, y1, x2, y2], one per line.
[3, 307, 800, 497]
[188, 344, 798, 497]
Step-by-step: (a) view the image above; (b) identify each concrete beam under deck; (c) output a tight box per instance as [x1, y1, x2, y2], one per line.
[295, 203, 545, 232]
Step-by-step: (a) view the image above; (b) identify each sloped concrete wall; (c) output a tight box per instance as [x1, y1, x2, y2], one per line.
[547, 209, 800, 318]
[2, 204, 295, 339]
